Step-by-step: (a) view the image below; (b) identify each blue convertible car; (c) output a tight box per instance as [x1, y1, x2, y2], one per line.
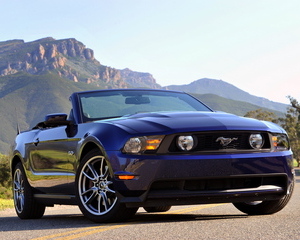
[11, 89, 294, 222]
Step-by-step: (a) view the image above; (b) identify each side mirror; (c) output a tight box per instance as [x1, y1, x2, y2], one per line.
[44, 113, 72, 127]
[45, 113, 68, 122]
[33, 113, 72, 129]
[46, 113, 77, 137]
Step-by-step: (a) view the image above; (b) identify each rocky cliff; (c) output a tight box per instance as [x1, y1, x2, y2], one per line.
[0, 38, 158, 89]
[120, 68, 161, 89]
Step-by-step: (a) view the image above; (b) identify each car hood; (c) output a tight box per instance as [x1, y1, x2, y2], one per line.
[107, 111, 284, 134]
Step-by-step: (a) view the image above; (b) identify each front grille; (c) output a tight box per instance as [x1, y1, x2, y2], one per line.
[168, 131, 270, 152]
[149, 176, 286, 192]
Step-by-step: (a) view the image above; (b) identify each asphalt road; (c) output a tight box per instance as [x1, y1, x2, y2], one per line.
[1, 175, 300, 240]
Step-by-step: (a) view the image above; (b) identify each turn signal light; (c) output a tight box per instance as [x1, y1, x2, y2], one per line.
[117, 175, 136, 180]
[123, 135, 164, 154]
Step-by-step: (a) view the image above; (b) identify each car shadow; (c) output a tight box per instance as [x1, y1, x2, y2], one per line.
[0, 211, 247, 232]
[130, 212, 247, 224]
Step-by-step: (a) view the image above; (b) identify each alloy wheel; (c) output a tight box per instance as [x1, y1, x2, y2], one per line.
[13, 168, 25, 213]
[78, 155, 117, 215]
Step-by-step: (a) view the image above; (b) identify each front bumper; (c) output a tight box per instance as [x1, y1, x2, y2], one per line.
[107, 150, 294, 207]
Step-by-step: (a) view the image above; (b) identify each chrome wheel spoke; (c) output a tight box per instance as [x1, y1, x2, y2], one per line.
[86, 163, 99, 180]
[100, 165, 109, 178]
[18, 194, 24, 211]
[106, 181, 115, 194]
[82, 189, 98, 205]
[99, 158, 105, 176]
[98, 192, 109, 212]
[82, 171, 95, 181]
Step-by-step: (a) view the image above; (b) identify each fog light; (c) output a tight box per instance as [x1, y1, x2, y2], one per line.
[177, 135, 195, 151]
[249, 134, 264, 149]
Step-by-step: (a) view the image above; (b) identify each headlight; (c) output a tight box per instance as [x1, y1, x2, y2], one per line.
[123, 135, 164, 154]
[272, 134, 290, 151]
[249, 134, 264, 149]
[177, 135, 196, 151]
[123, 137, 142, 154]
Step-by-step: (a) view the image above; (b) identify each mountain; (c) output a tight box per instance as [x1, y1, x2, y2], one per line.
[120, 68, 161, 89]
[165, 78, 288, 113]
[192, 93, 284, 117]
[0, 37, 130, 88]
[0, 37, 287, 111]
[0, 37, 289, 154]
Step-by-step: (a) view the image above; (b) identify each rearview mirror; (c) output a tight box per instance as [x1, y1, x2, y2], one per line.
[125, 97, 150, 104]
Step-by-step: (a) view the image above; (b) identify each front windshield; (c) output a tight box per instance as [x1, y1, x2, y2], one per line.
[78, 90, 212, 122]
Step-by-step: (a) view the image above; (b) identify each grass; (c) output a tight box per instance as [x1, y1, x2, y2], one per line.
[0, 198, 13, 210]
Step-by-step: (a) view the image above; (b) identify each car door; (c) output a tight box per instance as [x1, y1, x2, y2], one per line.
[28, 125, 78, 194]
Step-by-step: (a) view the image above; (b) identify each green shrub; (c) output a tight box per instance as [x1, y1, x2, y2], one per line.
[0, 154, 12, 199]
[0, 186, 12, 199]
[0, 198, 14, 210]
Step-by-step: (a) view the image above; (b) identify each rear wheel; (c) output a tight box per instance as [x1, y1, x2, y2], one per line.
[76, 149, 138, 222]
[13, 162, 45, 219]
[143, 206, 172, 213]
[233, 181, 294, 215]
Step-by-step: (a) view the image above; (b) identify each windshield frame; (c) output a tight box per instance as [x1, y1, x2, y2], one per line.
[76, 89, 213, 123]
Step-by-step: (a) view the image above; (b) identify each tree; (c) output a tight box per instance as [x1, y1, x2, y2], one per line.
[280, 96, 300, 166]
[244, 105, 300, 166]
[0, 154, 12, 198]
[0, 154, 10, 188]
[288, 96, 300, 113]
[244, 109, 278, 123]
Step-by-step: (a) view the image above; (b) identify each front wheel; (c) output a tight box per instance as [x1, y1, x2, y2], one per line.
[233, 181, 294, 215]
[76, 149, 138, 223]
[13, 162, 45, 219]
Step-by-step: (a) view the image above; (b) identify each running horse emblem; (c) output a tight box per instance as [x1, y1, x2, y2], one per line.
[216, 137, 238, 147]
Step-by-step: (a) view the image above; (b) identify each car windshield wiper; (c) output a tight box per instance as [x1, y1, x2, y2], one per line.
[93, 116, 124, 121]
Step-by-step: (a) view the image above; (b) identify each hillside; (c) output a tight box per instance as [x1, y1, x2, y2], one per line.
[0, 72, 101, 153]
[166, 78, 288, 113]
[193, 93, 284, 117]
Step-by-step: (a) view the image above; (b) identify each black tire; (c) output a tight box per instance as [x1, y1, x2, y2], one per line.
[76, 149, 138, 223]
[233, 181, 294, 215]
[13, 162, 45, 219]
[143, 206, 172, 213]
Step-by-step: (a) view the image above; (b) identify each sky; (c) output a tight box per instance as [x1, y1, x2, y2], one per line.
[1, 0, 300, 104]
